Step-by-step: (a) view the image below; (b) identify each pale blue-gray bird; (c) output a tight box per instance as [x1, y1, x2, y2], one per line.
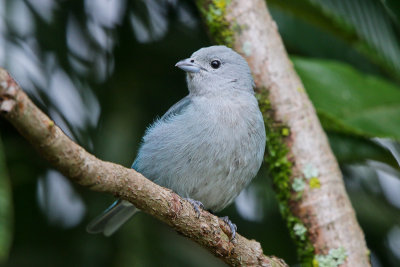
[87, 45, 266, 238]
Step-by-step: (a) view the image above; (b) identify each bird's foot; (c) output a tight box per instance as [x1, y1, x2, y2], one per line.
[220, 216, 237, 241]
[185, 198, 204, 218]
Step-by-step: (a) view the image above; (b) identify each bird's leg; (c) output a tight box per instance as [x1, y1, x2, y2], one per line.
[184, 198, 204, 218]
[220, 216, 237, 241]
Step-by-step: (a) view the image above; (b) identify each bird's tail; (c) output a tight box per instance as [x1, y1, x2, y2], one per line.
[86, 200, 139, 236]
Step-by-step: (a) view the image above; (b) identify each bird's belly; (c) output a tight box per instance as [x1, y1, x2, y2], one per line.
[157, 127, 261, 212]
[187, 163, 251, 212]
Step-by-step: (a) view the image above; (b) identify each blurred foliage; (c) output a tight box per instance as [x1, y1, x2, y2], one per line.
[0, 136, 13, 263]
[327, 133, 399, 169]
[0, 0, 400, 266]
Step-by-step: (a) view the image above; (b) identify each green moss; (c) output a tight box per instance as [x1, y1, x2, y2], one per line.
[309, 177, 321, 189]
[281, 128, 290, 136]
[196, 0, 235, 47]
[257, 90, 314, 265]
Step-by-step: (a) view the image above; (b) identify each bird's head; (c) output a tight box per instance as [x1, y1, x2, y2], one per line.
[175, 46, 254, 95]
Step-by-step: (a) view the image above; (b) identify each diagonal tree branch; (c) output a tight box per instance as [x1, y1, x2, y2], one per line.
[195, 0, 370, 266]
[0, 68, 287, 267]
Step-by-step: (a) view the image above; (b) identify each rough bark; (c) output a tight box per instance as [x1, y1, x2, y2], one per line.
[196, 0, 370, 266]
[0, 68, 288, 266]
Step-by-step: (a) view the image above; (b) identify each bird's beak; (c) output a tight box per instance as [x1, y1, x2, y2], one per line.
[175, 58, 201, 73]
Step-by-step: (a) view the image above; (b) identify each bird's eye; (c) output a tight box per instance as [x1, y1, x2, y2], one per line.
[210, 60, 221, 69]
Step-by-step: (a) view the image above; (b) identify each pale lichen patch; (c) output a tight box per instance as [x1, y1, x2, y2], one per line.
[313, 247, 348, 267]
[303, 164, 319, 179]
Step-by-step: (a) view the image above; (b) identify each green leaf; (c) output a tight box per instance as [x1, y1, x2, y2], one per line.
[380, 0, 400, 30]
[269, 0, 400, 80]
[0, 135, 13, 263]
[293, 57, 400, 140]
[327, 132, 399, 169]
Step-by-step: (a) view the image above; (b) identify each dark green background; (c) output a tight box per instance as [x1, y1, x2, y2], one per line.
[0, 1, 399, 266]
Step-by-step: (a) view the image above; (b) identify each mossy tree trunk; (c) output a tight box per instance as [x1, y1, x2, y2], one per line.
[196, 0, 370, 266]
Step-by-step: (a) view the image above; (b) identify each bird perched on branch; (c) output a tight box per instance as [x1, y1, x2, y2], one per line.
[87, 45, 266, 239]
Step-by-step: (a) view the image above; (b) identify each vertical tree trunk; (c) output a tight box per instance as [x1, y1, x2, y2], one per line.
[196, 0, 370, 266]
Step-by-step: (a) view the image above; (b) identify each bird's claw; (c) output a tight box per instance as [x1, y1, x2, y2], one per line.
[185, 198, 204, 218]
[221, 216, 237, 241]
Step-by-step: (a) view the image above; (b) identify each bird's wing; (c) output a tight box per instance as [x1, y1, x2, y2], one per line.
[160, 96, 192, 122]
[131, 96, 192, 170]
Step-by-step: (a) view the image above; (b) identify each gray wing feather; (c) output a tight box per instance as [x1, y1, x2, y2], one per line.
[131, 96, 192, 170]
[161, 96, 192, 122]
[131, 96, 192, 172]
